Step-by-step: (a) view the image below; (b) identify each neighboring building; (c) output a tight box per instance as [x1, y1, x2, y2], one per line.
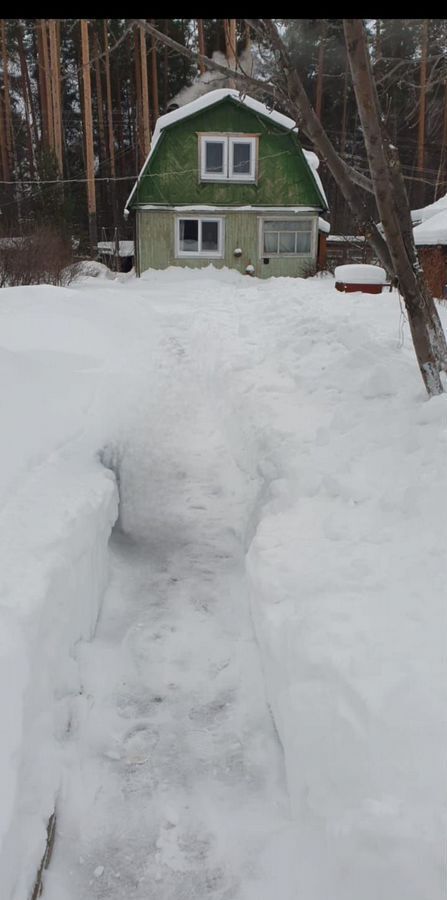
[97, 240, 135, 272]
[325, 234, 377, 271]
[125, 88, 329, 278]
[411, 194, 447, 298]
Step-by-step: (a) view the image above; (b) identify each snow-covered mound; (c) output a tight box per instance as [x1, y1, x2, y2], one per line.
[335, 263, 386, 283]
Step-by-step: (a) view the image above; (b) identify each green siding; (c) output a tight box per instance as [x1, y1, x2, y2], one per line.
[130, 98, 324, 209]
[137, 209, 318, 279]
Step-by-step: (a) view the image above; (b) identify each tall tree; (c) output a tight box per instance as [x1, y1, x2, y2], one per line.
[197, 19, 206, 76]
[139, 23, 151, 157]
[150, 20, 159, 125]
[93, 28, 106, 165]
[344, 18, 446, 394]
[1, 20, 13, 173]
[315, 21, 327, 121]
[49, 19, 63, 174]
[80, 19, 97, 250]
[417, 19, 428, 206]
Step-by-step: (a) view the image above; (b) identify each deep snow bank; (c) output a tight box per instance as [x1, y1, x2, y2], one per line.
[0, 282, 139, 898]
[239, 284, 447, 900]
[0, 459, 117, 900]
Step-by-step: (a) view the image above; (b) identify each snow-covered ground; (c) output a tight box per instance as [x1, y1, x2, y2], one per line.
[0, 267, 446, 899]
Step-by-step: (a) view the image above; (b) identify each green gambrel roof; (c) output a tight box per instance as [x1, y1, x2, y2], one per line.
[126, 89, 329, 214]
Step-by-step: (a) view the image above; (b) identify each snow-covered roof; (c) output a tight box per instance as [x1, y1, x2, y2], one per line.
[413, 209, 447, 246]
[97, 240, 134, 257]
[125, 89, 328, 213]
[302, 149, 328, 208]
[138, 205, 322, 213]
[411, 192, 447, 226]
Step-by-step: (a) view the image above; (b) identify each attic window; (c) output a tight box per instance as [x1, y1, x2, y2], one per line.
[200, 135, 257, 182]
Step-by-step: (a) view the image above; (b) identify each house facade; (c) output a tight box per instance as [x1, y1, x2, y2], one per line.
[125, 89, 329, 278]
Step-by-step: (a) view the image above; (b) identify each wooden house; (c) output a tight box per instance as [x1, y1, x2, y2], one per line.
[125, 89, 329, 278]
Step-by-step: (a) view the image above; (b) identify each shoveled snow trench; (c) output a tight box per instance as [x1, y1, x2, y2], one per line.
[42, 274, 299, 900]
[43, 527, 296, 900]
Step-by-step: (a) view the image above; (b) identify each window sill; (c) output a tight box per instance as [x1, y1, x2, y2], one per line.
[261, 253, 312, 259]
[200, 177, 257, 184]
[176, 253, 224, 259]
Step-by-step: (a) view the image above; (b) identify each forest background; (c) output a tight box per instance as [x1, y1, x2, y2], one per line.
[0, 19, 444, 253]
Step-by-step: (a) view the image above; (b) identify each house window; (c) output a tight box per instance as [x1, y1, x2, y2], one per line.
[201, 137, 227, 180]
[261, 219, 314, 256]
[200, 135, 257, 182]
[176, 217, 224, 257]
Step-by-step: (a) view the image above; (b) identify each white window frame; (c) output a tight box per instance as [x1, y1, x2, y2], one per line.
[229, 136, 257, 181]
[258, 216, 316, 258]
[199, 134, 258, 183]
[175, 216, 225, 258]
[200, 136, 228, 182]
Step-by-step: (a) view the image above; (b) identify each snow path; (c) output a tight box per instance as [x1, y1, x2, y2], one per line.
[42, 273, 298, 900]
[43, 532, 296, 899]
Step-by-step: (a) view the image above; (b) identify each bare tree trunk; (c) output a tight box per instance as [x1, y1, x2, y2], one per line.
[17, 23, 38, 178]
[113, 66, 124, 176]
[103, 19, 117, 226]
[375, 19, 382, 61]
[417, 19, 428, 203]
[49, 19, 63, 174]
[224, 19, 237, 86]
[133, 26, 142, 169]
[41, 21, 54, 153]
[0, 91, 9, 182]
[150, 20, 159, 126]
[163, 20, 169, 112]
[197, 19, 205, 75]
[93, 30, 106, 164]
[37, 21, 48, 148]
[344, 18, 447, 396]
[315, 21, 327, 122]
[80, 19, 97, 251]
[1, 20, 13, 172]
[103, 21, 116, 177]
[340, 54, 349, 157]
[435, 76, 447, 200]
[139, 23, 151, 157]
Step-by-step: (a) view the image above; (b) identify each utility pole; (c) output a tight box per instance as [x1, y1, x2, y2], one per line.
[80, 19, 97, 252]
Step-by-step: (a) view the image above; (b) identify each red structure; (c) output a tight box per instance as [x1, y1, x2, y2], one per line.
[335, 281, 383, 294]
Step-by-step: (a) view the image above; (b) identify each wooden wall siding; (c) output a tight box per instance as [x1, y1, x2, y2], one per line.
[419, 246, 447, 299]
[132, 99, 324, 209]
[137, 210, 318, 278]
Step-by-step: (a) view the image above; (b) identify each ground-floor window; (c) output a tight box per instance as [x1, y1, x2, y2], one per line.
[176, 217, 224, 258]
[260, 218, 314, 256]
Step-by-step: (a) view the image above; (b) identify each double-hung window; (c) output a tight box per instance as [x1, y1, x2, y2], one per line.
[176, 217, 224, 258]
[261, 218, 314, 256]
[200, 135, 257, 182]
